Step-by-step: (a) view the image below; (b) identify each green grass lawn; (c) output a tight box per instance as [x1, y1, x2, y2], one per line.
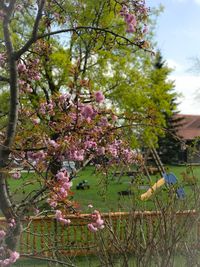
[8, 165, 200, 267]
[6, 164, 200, 213]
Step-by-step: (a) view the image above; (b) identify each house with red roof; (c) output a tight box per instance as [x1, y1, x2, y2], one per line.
[175, 114, 200, 163]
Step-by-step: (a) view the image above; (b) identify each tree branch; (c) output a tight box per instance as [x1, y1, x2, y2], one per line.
[14, 0, 46, 59]
[0, 1, 21, 250]
[15, 25, 152, 60]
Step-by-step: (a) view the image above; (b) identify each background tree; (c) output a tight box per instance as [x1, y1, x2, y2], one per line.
[150, 51, 184, 163]
[157, 98, 184, 164]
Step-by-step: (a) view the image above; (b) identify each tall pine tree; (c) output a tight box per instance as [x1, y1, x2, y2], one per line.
[153, 52, 184, 163]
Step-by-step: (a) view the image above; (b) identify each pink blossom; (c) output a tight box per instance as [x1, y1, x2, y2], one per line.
[88, 210, 104, 232]
[94, 91, 105, 103]
[39, 103, 46, 114]
[88, 223, 98, 232]
[8, 219, 16, 228]
[27, 151, 46, 162]
[112, 115, 118, 122]
[70, 150, 84, 161]
[40, 101, 55, 115]
[32, 118, 40, 125]
[59, 187, 68, 197]
[96, 147, 105, 156]
[62, 181, 72, 190]
[33, 59, 40, 65]
[9, 251, 20, 263]
[56, 171, 68, 181]
[86, 117, 92, 124]
[84, 140, 97, 150]
[59, 218, 71, 225]
[33, 73, 40, 81]
[0, 251, 20, 265]
[120, 5, 137, 34]
[55, 210, 70, 225]
[12, 171, 21, 179]
[25, 84, 33, 93]
[48, 139, 59, 149]
[126, 24, 136, 33]
[59, 93, 70, 104]
[81, 105, 94, 119]
[48, 170, 72, 205]
[119, 5, 128, 16]
[125, 13, 136, 25]
[2, 259, 11, 266]
[69, 112, 77, 121]
[17, 63, 26, 72]
[55, 210, 62, 219]
[18, 79, 25, 85]
[107, 144, 118, 157]
[96, 218, 104, 228]
[99, 117, 109, 127]
[47, 199, 57, 208]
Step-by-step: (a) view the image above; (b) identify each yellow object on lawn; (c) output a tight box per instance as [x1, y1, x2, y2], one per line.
[140, 177, 165, 201]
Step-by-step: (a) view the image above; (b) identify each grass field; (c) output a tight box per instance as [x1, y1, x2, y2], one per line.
[3, 163, 200, 218]
[7, 164, 200, 266]
[6, 164, 200, 213]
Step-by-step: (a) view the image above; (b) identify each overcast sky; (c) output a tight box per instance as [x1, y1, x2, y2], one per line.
[146, 0, 200, 114]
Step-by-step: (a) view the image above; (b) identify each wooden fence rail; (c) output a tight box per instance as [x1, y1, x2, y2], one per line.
[0, 210, 199, 257]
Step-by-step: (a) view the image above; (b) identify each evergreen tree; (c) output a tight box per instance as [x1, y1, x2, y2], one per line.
[158, 98, 184, 164]
[153, 52, 184, 163]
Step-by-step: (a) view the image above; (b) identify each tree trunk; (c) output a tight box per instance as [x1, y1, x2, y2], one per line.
[0, 1, 21, 250]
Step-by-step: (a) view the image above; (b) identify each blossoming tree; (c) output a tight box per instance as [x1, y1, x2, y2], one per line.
[0, 0, 150, 264]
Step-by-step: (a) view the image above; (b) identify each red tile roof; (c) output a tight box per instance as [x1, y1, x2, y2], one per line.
[175, 114, 200, 140]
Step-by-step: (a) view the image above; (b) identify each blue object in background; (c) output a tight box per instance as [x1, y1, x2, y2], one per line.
[163, 173, 185, 199]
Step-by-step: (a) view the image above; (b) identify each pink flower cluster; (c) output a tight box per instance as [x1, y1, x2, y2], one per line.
[55, 210, 71, 225]
[107, 143, 119, 158]
[32, 118, 40, 125]
[0, 250, 20, 266]
[18, 60, 41, 94]
[56, 170, 72, 195]
[58, 93, 71, 105]
[94, 91, 105, 103]
[84, 140, 97, 150]
[81, 104, 94, 119]
[19, 79, 33, 93]
[99, 117, 109, 127]
[122, 148, 138, 163]
[8, 218, 16, 228]
[27, 150, 46, 164]
[88, 210, 104, 232]
[48, 139, 59, 149]
[48, 170, 72, 208]
[120, 5, 137, 33]
[96, 147, 105, 156]
[69, 149, 85, 161]
[17, 60, 41, 81]
[39, 100, 55, 116]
